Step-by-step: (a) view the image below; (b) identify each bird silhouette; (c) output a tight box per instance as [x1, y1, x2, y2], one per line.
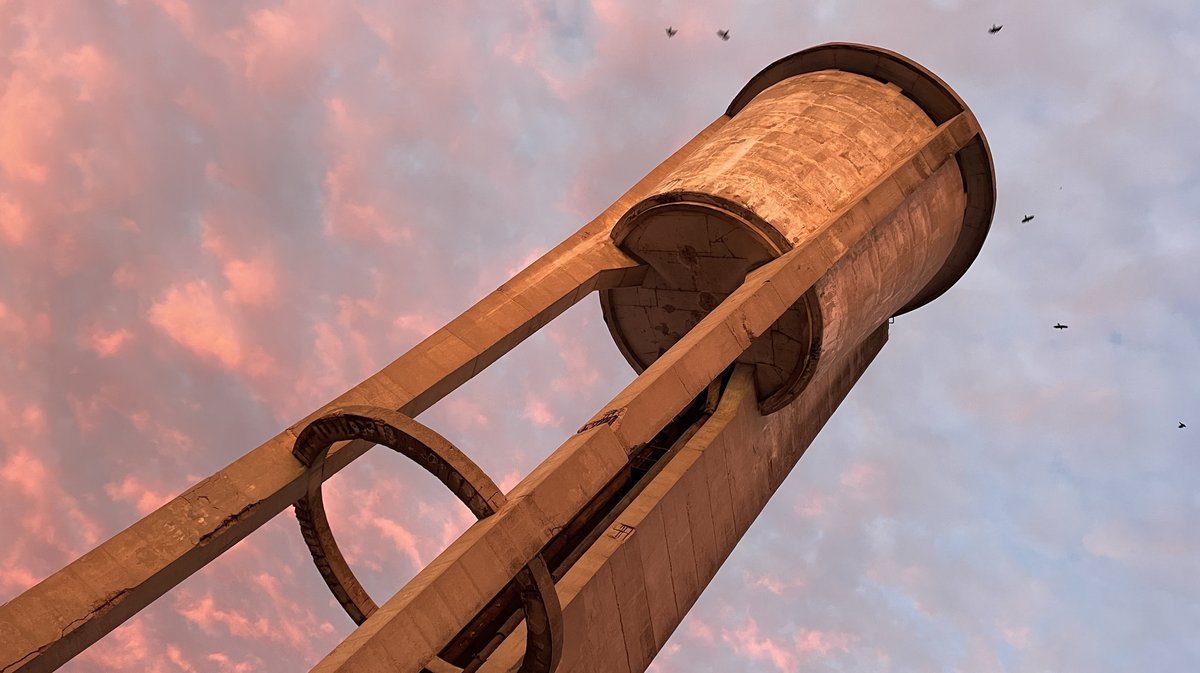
[1022, 214, 1035, 223]
[666, 27, 677, 38]
[717, 29, 730, 41]
[989, 24, 1003, 34]
[1053, 323, 1068, 330]
[1180, 422, 1187, 429]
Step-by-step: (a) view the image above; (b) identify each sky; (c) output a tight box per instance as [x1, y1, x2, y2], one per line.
[1, 0, 1197, 672]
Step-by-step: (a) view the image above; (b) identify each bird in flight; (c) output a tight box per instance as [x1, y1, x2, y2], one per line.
[717, 29, 730, 41]
[1180, 422, 1187, 429]
[666, 27, 677, 38]
[1021, 214, 1035, 223]
[989, 24, 1003, 34]
[1054, 323, 1068, 330]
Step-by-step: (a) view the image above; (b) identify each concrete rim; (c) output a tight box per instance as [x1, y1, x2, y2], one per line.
[291, 406, 563, 673]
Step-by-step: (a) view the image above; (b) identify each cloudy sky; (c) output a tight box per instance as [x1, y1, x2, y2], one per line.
[1, 0, 1197, 671]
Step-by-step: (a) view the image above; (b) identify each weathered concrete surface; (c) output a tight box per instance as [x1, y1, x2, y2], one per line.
[478, 328, 887, 672]
[724, 42, 996, 316]
[811, 159, 964, 379]
[603, 68, 969, 413]
[650, 70, 938, 246]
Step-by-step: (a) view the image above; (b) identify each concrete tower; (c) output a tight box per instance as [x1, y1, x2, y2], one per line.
[0, 43, 994, 673]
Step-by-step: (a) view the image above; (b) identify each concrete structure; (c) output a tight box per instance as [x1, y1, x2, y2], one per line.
[0, 43, 994, 673]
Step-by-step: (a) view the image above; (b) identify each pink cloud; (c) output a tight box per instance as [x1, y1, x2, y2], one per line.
[322, 156, 410, 244]
[793, 628, 854, 657]
[167, 531, 340, 663]
[0, 30, 118, 186]
[221, 256, 278, 306]
[999, 623, 1033, 650]
[440, 397, 492, 429]
[437, 504, 477, 551]
[745, 572, 806, 595]
[326, 96, 369, 137]
[369, 514, 425, 569]
[178, 594, 273, 640]
[0, 558, 39, 597]
[497, 469, 523, 493]
[505, 246, 547, 279]
[148, 279, 244, 368]
[587, 0, 629, 29]
[151, 0, 195, 33]
[839, 461, 884, 491]
[317, 94, 419, 246]
[493, 0, 548, 67]
[0, 70, 59, 184]
[523, 393, 563, 428]
[166, 645, 198, 673]
[320, 471, 491, 589]
[553, 173, 598, 220]
[302, 320, 349, 386]
[646, 642, 683, 673]
[67, 392, 106, 436]
[200, 218, 280, 306]
[548, 328, 601, 394]
[60, 43, 115, 103]
[251, 572, 338, 650]
[0, 394, 47, 444]
[722, 617, 796, 673]
[392, 313, 439, 341]
[492, 0, 575, 99]
[205, 652, 262, 673]
[0, 302, 52, 349]
[1082, 519, 1198, 582]
[794, 494, 826, 517]
[252, 304, 394, 422]
[128, 410, 151, 431]
[77, 619, 166, 672]
[0, 193, 32, 246]
[320, 481, 382, 573]
[236, 5, 331, 94]
[85, 325, 135, 357]
[720, 618, 855, 672]
[336, 295, 385, 375]
[112, 263, 138, 288]
[0, 446, 50, 497]
[0, 445, 103, 565]
[336, 476, 471, 572]
[105, 475, 174, 517]
[686, 616, 717, 644]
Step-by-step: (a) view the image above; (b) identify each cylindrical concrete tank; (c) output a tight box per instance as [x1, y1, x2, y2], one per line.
[601, 43, 995, 412]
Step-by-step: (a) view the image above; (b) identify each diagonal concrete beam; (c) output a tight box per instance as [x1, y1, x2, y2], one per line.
[479, 329, 889, 673]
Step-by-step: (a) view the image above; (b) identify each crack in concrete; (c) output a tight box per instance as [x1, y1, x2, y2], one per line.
[2, 588, 130, 673]
[2, 642, 50, 673]
[197, 502, 258, 546]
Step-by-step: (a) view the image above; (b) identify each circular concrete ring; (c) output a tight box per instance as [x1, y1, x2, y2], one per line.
[291, 406, 562, 673]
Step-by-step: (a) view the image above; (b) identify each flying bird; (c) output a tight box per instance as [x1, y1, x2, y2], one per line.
[1021, 214, 1035, 223]
[666, 26, 677, 37]
[1054, 323, 1068, 330]
[717, 29, 730, 41]
[1180, 422, 1187, 429]
[989, 24, 1003, 34]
